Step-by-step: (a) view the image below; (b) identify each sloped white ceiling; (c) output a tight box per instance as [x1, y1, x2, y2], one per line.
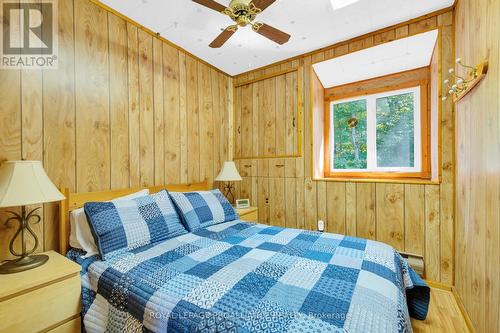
[101, 0, 454, 75]
[313, 30, 439, 88]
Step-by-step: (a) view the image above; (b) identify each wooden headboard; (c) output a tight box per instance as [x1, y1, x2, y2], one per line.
[58, 181, 211, 255]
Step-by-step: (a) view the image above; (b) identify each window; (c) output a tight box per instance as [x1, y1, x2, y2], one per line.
[324, 85, 430, 179]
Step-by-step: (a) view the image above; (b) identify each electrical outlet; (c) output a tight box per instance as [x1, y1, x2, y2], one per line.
[317, 220, 325, 232]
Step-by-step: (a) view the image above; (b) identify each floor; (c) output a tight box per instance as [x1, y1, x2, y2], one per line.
[412, 288, 470, 333]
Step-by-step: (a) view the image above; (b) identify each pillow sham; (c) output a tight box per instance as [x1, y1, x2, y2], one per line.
[169, 189, 238, 231]
[69, 189, 149, 257]
[84, 190, 186, 259]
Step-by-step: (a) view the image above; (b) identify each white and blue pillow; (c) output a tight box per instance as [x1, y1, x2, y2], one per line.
[169, 189, 239, 231]
[84, 190, 187, 259]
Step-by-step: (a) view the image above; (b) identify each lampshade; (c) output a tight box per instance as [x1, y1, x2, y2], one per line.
[215, 161, 242, 182]
[0, 160, 65, 208]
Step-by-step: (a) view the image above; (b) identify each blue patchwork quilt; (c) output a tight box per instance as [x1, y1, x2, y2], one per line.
[69, 220, 429, 333]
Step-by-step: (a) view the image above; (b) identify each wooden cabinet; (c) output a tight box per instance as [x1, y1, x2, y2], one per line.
[0, 251, 81, 333]
[234, 69, 301, 159]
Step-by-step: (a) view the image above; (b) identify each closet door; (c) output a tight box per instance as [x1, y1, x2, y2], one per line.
[234, 68, 301, 159]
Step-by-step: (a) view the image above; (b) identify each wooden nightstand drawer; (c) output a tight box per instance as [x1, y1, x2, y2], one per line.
[48, 317, 81, 333]
[0, 274, 81, 333]
[237, 207, 258, 222]
[0, 251, 81, 333]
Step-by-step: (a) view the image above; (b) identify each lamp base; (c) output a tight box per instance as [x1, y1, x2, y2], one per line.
[0, 254, 49, 274]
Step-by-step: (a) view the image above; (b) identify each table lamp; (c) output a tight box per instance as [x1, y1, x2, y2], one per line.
[0, 160, 65, 274]
[215, 161, 242, 204]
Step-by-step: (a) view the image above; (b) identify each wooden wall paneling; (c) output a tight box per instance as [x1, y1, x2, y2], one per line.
[210, 68, 222, 180]
[42, 0, 76, 252]
[285, 178, 297, 228]
[221, 74, 231, 162]
[439, 23, 455, 286]
[304, 178, 317, 231]
[465, 2, 486, 327]
[127, 22, 140, 188]
[258, 159, 269, 178]
[326, 182, 346, 234]
[482, 0, 500, 330]
[138, 29, 154, 186]
[153, 37, 165, 186]
[239, 177, 253, 205]
[248, 74, 257, 158]
[234, 87, 242, 158]
[163, 45, 181, 183]
[284, 158, 297, 178]
[251, 177, 259, 210]
[285, 71, 296, 155]
[425, 184, 441, 281]
[198, 63, 213, 183]
[178, 53, 188, 183]
[302, 56, 312, 177]
[269, 178, 285, 227]
[295, 178, 305, 230]
[317, 181, 327, 226]
[263, 77, 276, 156]
[108, 13, 130, 190]
[345, 183, 357, 236]
[452, 2, 467, 302]
[74, 0, 110, 192]
[258, 178, 270, 224]
[404, 184, 425, 255]
[240, 83, 253, 158]
[0, 0, 21, 260]
[186, 56, 199, 182]
[20, 0, 44, 252]
[356, 183, 376, 240]
[375, 184, 405, 251]
[275, 72, 286, 155]
[294, 65, 304, 178]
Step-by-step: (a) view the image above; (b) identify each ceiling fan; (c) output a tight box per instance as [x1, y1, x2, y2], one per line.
[192, 0, 291, 48]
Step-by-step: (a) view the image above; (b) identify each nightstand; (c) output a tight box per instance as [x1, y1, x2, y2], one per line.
[236, 207, 258, 222]
[0, 251, 81, 333]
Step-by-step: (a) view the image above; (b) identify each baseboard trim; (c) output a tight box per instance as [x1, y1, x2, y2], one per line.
[424, 279, 452, 291]
[423, 280, 475, 333]
[451, 286, 476, 333]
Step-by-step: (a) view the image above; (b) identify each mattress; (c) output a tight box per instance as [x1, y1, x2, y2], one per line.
[68, 220, 429, 333]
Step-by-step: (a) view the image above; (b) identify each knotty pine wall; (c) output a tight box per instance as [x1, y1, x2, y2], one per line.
[0, 0, 232, 260]
[455, 0, 500, 331]
[233, 9, 455, 284]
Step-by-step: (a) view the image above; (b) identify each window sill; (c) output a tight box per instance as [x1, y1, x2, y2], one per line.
[313, 176, 441, 185]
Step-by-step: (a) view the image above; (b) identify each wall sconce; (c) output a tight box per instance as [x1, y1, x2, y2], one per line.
[442, 58, 488, 102]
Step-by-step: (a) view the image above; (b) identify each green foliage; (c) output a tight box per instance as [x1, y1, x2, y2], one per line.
[331, 92, 415, 170]
[333, 100, 367, 169]
[376, 93, 414, 167]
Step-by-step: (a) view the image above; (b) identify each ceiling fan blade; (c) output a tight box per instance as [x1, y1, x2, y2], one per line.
[251, 0, 276, 11]
[209, 27, 237, 48]
[254, 23, 291, 45]
[192, 0, 227, 12]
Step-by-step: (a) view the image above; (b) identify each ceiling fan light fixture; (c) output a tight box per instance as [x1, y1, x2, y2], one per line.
[330, 0, 359, 10]
[193, 0, 290, 47]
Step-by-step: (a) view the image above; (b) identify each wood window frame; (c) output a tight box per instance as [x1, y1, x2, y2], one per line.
[323, 74, 431, 181]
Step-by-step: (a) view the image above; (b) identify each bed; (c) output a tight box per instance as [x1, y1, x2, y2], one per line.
[60, 182, 429, 333]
